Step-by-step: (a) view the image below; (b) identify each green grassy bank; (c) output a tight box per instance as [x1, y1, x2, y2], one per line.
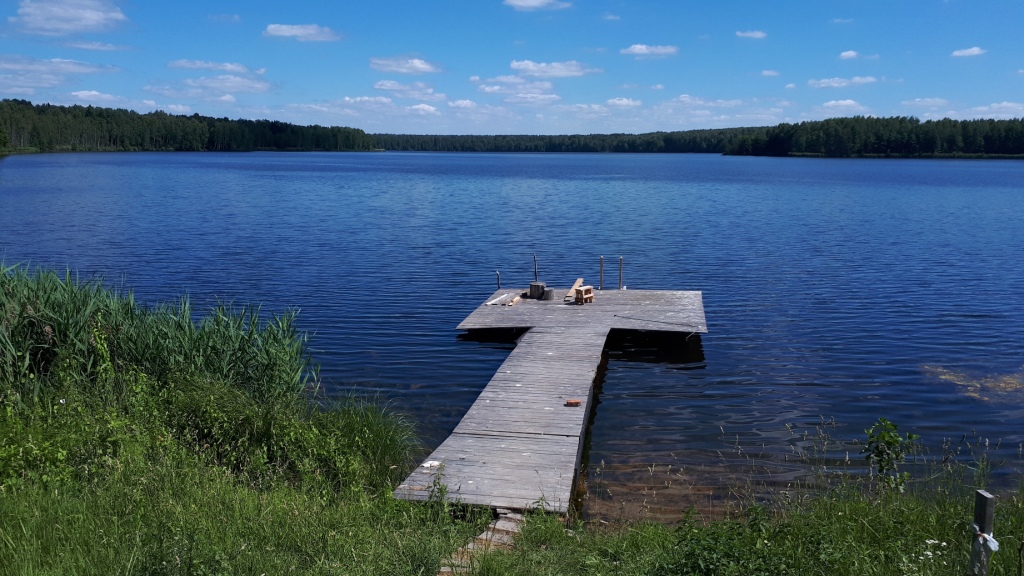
[2, 265, 1022, 575]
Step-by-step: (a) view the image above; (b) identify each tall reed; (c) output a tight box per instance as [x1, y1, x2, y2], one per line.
[1, 264, 313, 407]
[1, 264, 415, 493]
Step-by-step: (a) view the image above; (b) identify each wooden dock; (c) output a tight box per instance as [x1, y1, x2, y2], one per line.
[394, 286, 707, 513]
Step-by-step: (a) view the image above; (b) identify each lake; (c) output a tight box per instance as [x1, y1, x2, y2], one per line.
[2, 151, 1023, 519]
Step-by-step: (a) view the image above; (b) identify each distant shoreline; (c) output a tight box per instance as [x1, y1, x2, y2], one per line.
[4, 148, 1024, 160]
[3, 98, 1024, 159]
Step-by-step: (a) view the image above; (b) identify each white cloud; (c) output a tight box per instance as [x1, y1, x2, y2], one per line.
[620, 44, 678, 57]
[646, 94, 788, 129]
[504, 93, 561, 105]
[839, 50, 859, 59]
[651, 83, 664, 90]
[468, 75, 480, 82]
[816, 99, 869, 118]
[487, 75, 525, 84]
[951, 46, 985, 57]
[556, 104, 608, 117]
[0, 56, 112, 74]
[785, 83, 795, 89]
[9, 0, 127, 36]
[341, 96, 392, 105]
[967, 101, 1024, 118]
[146, 72, 269, 102]
[163, 104, 192, 114]
[290, 95, 505, 128]
[70, 89, 118, 102]
[901, 98, 949, 108]
[184, 75, 269, 93]
[302, 97, 390, 110]
[370, 57, 441, 74]
[407, 103, 439, 115]
[373, 80, 445, 101]
[761, 70, 779, 76]
[808, 76, 876, 88]
[66, 40, 125, 51]
[0, 87, 35, 95]
[289, 97, 395, 118]
[736, 30, 767, 39]
[263, 24, 339, 42]
[606, 97, 641, 108]
[822, 99, 865, 110]
[0, 55, 115, 95]
[832, 18, 854, 24]
[510, 59, 599, 77]
[675, 94, 742, 107]
[169, 59, 249, 74]
[503, 0, 570, 11]
[603, 13, 620, 20]
[474, 74, 553, 96]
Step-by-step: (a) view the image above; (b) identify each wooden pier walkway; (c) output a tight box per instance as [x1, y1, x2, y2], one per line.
[394, 286, 707, 513]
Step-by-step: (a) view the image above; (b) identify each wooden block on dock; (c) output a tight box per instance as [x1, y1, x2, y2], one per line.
[574, 285, 594, 304]
[564, 278, 584, 301]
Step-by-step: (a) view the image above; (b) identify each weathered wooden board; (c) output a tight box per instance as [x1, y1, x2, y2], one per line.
[395, 326, 606, 512]
[394, 432, 582, 512]
[394, 285, 707, 513]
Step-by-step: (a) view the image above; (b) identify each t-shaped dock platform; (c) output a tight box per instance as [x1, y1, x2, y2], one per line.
[394, 286, 707, 513]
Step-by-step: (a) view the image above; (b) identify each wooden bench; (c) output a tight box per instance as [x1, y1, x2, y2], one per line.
[574, 285, 594, 304]
[564, 278, 584, 301]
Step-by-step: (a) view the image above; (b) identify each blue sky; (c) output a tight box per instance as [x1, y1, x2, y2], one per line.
[2, 0, 1021, 134]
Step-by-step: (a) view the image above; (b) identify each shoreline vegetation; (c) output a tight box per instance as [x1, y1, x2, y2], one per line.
[2, 98, 1024, 159]
[2, 265, 1023, 574]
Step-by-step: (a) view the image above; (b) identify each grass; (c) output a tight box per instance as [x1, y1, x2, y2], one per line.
[470, 468, 1024, 575]
[0, 448, 488, 575]
[3, 264, 1024, 575]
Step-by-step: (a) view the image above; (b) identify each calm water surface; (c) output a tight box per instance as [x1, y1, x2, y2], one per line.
[2, 152, 1023, 519]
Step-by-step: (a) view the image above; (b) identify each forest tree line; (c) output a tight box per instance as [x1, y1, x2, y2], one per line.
[374, 117, 1024, 157]
[2, 99, 1023, 158]
[0, 99, 374, 152]
[730, 116, 1024, 157]
[369, 128, 765, 153]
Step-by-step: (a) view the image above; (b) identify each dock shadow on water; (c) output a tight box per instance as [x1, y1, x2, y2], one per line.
[602, 329, 706, 368]
[455, 327, 530, 345]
